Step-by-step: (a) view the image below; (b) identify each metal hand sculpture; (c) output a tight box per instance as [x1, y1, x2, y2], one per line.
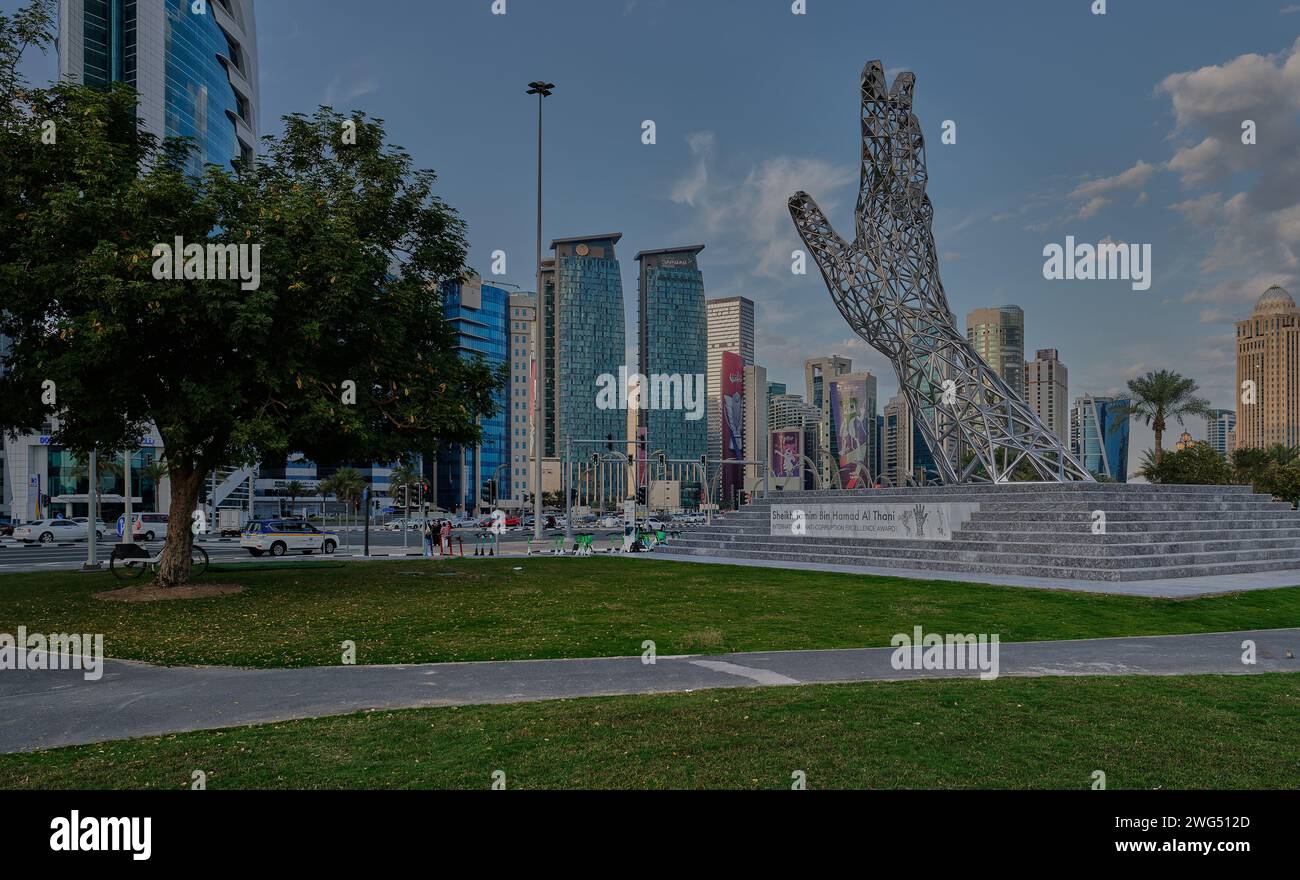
[789, 61, 1093, 483]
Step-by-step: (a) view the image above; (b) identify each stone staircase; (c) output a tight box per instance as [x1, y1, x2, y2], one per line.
[656, 483, 1300, 582]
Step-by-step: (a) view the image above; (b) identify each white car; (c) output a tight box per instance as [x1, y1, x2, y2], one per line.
[241, 519, 339, 557]
[13, 519, 89, 543]
[71, 517, 112, 539]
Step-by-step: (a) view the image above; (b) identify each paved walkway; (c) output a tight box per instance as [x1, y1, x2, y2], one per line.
[2, 628, 1296, 754]
[639, 552, 1300, 598]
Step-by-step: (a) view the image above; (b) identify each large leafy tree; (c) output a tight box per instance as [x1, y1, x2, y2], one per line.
[0, 3, 501, 585]
[1112, 370, 1211, 467]
[1137, 443, 1233, 485]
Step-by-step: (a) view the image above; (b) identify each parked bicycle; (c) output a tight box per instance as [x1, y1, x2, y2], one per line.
[109, 543, 209, 581]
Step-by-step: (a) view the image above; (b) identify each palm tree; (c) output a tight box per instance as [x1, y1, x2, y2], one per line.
[284, 480, 304, 517]
[1113, 370, 1211, 467]
[139, 457, 169, 498]
[316, 469, 365, 543]
[1265, 444, 1300, 467]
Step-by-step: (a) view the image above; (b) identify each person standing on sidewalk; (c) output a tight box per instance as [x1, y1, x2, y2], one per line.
[422, 520, 434, 558]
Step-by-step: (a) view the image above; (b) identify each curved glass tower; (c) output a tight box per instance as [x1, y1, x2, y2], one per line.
[58, 0, 259, 171]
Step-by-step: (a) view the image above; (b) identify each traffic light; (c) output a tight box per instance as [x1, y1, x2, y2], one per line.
[591, 452, 600, 464]
[657, 452, 666, 467]
[636, 486, 647, 505]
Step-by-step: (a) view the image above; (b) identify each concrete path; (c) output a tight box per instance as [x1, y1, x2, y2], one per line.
[637, 552, 1300, 598]
[2, 628, 1296, 754]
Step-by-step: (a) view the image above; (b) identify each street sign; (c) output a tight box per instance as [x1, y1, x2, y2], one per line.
[115, 515, 125, 537]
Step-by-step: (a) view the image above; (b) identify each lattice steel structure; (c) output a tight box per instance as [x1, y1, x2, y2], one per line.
[789, 61, 1093, 483]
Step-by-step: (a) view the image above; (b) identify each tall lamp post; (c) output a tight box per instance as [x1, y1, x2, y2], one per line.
[528, 80, 554, 542]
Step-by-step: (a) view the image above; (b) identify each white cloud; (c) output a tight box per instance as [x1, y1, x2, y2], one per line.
[1074, 196, 1110, 220]
[670, 132, 855, 279]
[1069, 160, 1158, 200]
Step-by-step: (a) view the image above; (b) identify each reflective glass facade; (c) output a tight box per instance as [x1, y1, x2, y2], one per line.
[544, 236, 627, 477]
[637, 248, 707, 464]
[46, 447, 160, 518]
[437, 278, 509, 512]
[64, 0, 258, 173]
[164, 0, 240, 174]
[1072, 396, 1130, 481]
[82, 0, 136, 87]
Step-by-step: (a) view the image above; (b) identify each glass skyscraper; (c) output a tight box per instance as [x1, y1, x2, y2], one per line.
[59, 0, 260, 173]
[541, 235, 627, 464]
[1071, 395, 1130, 482]
[637, 246, 707, 463]
[437, 276, 510, 513]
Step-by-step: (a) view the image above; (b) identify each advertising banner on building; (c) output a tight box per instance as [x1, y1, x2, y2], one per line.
[770, 429, 803, 479]
[830, 378, 872, 488]
[720, 351, 744, 501]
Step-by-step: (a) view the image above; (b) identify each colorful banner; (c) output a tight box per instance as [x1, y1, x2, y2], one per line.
[770, 429, 803, 479]
[830, 378, 872, 488]
[720, 351, 744, 500]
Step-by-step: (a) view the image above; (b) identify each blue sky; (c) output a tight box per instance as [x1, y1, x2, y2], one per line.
[12, 0, 1300, 468]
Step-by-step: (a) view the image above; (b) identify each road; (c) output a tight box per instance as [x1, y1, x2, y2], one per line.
[0, 527, 628, 574]
[1, 628, 1295, 753]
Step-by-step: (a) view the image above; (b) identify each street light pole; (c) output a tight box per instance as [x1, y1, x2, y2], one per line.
[528, 80, 554, 543]
[83, 449, 101, 570]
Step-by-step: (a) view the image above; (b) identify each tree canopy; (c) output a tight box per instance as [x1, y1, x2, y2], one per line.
[0, 1, 502, 584]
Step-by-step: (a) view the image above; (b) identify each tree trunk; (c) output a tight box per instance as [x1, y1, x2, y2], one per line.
[155, 465, 202, 587]
[1153, 415, 1166, 466]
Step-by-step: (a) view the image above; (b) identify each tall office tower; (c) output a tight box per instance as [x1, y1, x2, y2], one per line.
[59, 0, 260, 173]
[743, 364, 768, 487]
[1236, 285, 1300, 450]
[705, 297, 755, 465]
[637, 247, 708, 470]
[874, 414, 884, 481]
[1070, 395, 1130, 482]
[1025, 348, 1069, 443]
[827, 371, 878, 485]
[805, 356, 852, 483]
[881, 393, 912, 487]
[540, 235, 627, 476]
[966, 305, 1026, 399]
[1206, 409, 1237, 459]
[770, 393, 810, 431]
[507, 292, 537, 504]
[435, 275, 509, 513]
[880, 393, 938, 486]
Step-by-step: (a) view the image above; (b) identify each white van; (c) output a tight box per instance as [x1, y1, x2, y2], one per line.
[131, 512, 169, 541]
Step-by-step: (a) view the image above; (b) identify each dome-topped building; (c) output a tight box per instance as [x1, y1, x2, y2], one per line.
[1253, 285, 1296, 315]
[1237, 283, 1300, 450]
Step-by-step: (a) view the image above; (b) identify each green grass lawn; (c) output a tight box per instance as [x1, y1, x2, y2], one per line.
[2, 674, 1296, 789]
[0, 558, 1297, 668]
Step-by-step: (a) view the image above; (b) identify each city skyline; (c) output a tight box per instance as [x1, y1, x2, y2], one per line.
[8, 0, 1298, 477]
